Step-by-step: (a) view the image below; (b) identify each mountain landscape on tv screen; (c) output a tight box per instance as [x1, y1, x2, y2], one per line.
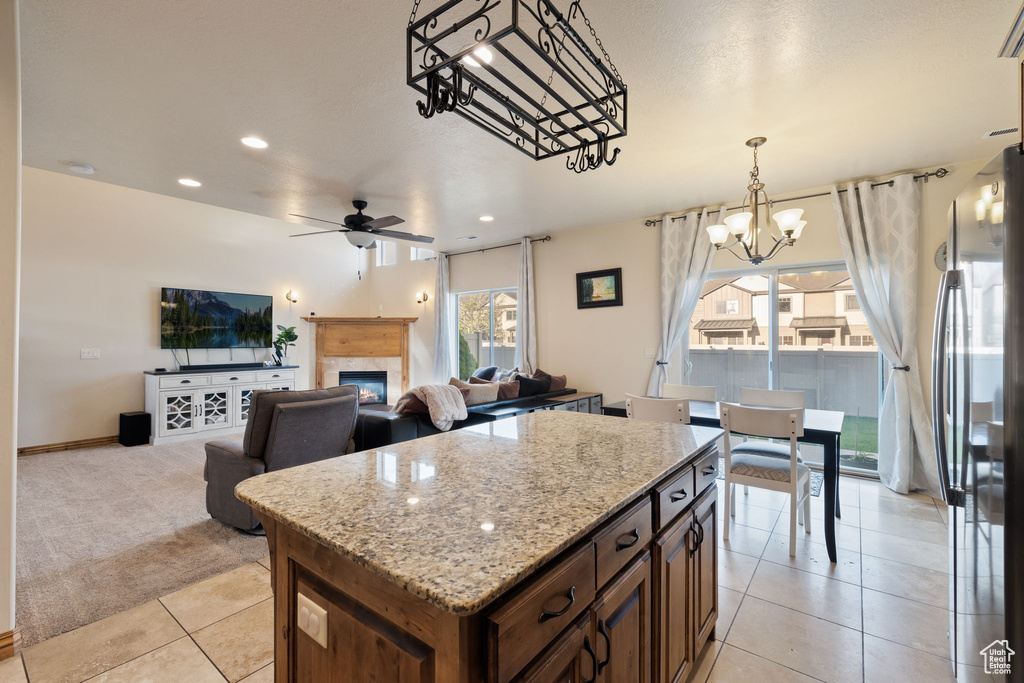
[160, 288, 272, 349]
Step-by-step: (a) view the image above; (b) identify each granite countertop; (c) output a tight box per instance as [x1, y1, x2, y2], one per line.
[235, 411, 723, 616]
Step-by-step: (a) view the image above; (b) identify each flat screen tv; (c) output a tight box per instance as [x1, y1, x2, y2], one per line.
[160, 288, 273, 349]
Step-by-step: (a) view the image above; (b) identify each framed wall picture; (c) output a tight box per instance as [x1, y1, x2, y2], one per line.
[576, 268, 623, 309]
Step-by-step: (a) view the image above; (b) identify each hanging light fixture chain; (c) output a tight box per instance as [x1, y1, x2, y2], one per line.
[408, 0, 422, 26]
[574, 2, 624, 85]
[750, 144, 760, 185]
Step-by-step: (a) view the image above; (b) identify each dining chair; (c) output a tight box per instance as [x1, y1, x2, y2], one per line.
[721, 402, 811, 556]
[661, 383, 716, 402]
[625, 394, 690, 424]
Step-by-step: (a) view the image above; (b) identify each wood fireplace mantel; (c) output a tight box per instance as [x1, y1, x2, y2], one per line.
[301, 317, 418, 392]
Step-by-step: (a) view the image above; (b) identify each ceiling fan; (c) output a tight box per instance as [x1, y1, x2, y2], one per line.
[289, 200, 433, 249]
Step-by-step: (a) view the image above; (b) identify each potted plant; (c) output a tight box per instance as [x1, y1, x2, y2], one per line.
[273, 325, 298, 366]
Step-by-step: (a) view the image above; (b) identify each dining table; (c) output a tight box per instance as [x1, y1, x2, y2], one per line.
[601, 399, 845, 563]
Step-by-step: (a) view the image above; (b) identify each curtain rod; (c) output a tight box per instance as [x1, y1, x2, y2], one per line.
[425, 235, 551, 260]
[643, 167, 949, 226]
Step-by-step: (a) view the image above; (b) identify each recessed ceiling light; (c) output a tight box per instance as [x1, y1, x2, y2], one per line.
[461, 46, 493, 68]
[67, 162, 95, 175]
[178, 178, 202, 188]
[457, 235, 478, 241]
[480, 522, 495, 532]
[241, 137, 268, 149]
[479, 215, 494, 222]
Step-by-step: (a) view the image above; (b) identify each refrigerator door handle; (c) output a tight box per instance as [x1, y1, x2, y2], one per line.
[931, 269, 959, 505]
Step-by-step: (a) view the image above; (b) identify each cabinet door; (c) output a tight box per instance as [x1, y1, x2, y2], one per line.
[593, 551, 651, 683]
[198, 388, 232, 430]
[690, 487, 718, 651]
[234, 384, 262, 426]
[590, 396, 603, 414]
[159, 390, 198, 436]
[652, 509, 694, 683]
[516, 613, 596, 683]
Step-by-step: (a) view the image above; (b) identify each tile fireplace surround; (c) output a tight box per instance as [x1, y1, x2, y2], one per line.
[303, 317, 417, 403]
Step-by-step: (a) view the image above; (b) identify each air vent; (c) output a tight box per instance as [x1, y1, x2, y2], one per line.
[984, 127, 1019, 138]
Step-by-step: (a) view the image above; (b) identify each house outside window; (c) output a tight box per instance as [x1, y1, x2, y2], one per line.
[456, 288, 518, 380]
[410, 247, 435, 261]
[779, 297, 792, 313]
[845, 294, 861, 310]
[375, 240, 397, 267]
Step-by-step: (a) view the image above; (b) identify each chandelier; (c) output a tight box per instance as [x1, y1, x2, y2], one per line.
[406, 0, 627, 173]
[706, 138, 806, 265]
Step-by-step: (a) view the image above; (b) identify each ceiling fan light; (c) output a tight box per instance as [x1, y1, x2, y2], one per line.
[724, 212, 753, 236]
[345, 231, 376, 249]
[706, 224, 730, 247]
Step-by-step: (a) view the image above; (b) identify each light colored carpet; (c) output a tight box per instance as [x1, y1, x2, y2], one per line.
[16, 435, 268, 647]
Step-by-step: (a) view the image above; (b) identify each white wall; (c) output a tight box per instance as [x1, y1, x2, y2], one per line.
[0, 0, 20, 639]
[369, 157, 991, 405]
[17, 168, 373, 447]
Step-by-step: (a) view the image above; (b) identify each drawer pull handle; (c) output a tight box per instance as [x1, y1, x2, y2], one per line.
[229, 376, 239, 381]
[538, 586, 575, 622]
[615, 528, 640, 551]
[596, 619, 611, 673]
[582, 634, 598, 683]
[702, 465, 716, 475]
[180, 379, 191, 384]
[670, 490, 688, 502]
[272, 374, 280, 378]
[697, 519, 705, 547]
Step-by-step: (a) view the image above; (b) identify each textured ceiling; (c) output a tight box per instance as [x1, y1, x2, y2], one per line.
[19, 0, 1021, 250]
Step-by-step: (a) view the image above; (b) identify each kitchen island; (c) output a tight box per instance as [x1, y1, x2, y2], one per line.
[236, 410, 723, 683]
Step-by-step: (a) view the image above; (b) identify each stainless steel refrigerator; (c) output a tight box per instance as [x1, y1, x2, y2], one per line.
[934, 144, 1024, 681]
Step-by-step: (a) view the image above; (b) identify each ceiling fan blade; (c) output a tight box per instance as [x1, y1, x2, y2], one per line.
[370, 228, 435, 243]
[288, 213, 349, 228]
[289, 229, 347, 237]
[363, 215, 405, 230]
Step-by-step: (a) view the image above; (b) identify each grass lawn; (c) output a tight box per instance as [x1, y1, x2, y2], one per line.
[842, 415, 878, 454]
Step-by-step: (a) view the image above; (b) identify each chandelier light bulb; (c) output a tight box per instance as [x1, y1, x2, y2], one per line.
[724, 212, 753, 236]
[706, 224, 730, 247]
[772, 208, 805, 231]
[790, 221, 807, 240]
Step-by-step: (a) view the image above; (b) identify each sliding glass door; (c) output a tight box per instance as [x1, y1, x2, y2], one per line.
[456, 289, 517, 380]
[686, 263, 882, 474]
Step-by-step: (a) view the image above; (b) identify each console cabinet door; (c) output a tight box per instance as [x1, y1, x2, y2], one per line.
[198, 388, 232, 430]
[234, 384, 262, 426]
[592, 552, 651, 683]
[515, 613, 596, 683]
[158, 390, 198, 436]
[690, 487, 718, 651]
[652, 509, 694, 683]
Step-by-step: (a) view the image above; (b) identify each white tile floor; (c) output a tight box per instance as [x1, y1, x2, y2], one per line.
[0, 477, 982, 683]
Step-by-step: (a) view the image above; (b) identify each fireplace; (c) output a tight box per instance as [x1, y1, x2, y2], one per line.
[340, 371, 388, 406]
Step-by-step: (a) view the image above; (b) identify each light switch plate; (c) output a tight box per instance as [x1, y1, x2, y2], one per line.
[296, 591, 328, 648]
[80, 348, 100, 359]
[643, 347, 655, 358]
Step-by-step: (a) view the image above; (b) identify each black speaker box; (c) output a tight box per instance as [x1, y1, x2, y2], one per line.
[119, 411, 151, 447]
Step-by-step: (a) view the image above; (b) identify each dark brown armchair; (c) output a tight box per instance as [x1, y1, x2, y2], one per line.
[204, 384, 360, 532]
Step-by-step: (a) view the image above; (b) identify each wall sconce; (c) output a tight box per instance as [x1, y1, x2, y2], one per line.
[286, 290, 299, 303]
[416, 291, 430, 304]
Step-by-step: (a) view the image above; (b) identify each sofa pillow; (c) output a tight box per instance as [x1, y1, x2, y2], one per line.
[468, 376, 492, 385]
[533, 368, 567, 392]
[395, 393, 430, 415]
[515, 374, 550, 397]
[471, 365, 499, 381]
[469, 375, 520, 401]
[449, 377, 500, 405]
[496, 367, 519, 382]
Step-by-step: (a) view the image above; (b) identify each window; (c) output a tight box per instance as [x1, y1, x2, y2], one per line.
[687, 265, 882, 474]
[375, 240, 397, 267]
[410, 247, 435, 261]
[456, 289, 518, 380]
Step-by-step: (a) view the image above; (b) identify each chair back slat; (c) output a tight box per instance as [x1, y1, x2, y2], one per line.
[739, 387, 805, 409]
[720, 402, 804, 439]
[626, 394, 690, 424]
[661, 384, 716, 402]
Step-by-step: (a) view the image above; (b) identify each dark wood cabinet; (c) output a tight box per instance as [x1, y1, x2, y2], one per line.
[592, 551, 652, 683]
[690, 489, 718, 649]
[516, 613, 597, 683]
[652, 508, 694, 683]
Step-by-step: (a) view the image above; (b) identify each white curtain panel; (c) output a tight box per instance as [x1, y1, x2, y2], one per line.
[514, 237, 538, 375]
[432, 253, 455, 382]
[646, 208, 718, 396]
[832, 176, 939, 495]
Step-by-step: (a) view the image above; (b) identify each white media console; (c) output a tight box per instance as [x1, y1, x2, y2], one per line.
[143, 366, 299, 445]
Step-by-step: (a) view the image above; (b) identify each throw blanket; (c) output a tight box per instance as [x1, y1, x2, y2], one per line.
[394, 384, 468, 431]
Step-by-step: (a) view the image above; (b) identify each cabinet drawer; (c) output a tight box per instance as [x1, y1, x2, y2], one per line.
[577, 398, 591, 413]
[694, 449, 719, 496]
[593, 496, 653, 588]
[654, 464, 695, 530]
[489, 542, 596, 683]
[158, 375, 210, 389]
[589, 395, 602, 414]
[210, 372, 257, 384]
[257, 369, 295, 382]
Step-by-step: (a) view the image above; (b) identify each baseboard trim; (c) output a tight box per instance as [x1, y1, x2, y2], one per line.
[0, 628, 22, 660]
[17, 435, 119, 457]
